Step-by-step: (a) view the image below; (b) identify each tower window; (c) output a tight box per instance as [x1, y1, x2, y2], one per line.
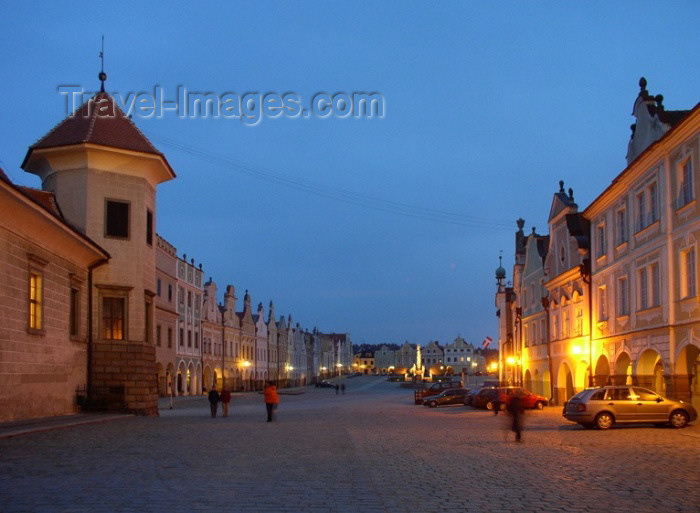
[102, 297, 125, 340]
[105, 200, 130, 239]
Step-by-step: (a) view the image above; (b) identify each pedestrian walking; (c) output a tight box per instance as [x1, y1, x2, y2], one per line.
[507, 393, 525, 442]
[335, 384, 339, 395]
[341, 383, 346, 394]
[208, 386, 220, 418]
[220, 388, 232, 417]
[264, 381, 280, 422]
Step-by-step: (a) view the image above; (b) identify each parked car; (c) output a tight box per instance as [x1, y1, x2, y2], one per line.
[563, 385, 698, 429]
[470, 387, 548, 411]
[316, 380, 335, 388]
[471, 388, 504, 411]
[423, 388, 469, 408]
[414, 380, 463, 404]
[463, 386, 486, 406]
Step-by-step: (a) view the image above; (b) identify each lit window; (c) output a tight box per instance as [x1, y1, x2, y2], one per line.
[29, 272, 43, 330]
[102, 297, 125, 340]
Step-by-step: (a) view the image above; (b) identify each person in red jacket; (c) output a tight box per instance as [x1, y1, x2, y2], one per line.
[264, 381, 280, 422]
[220, 388, 232, 417]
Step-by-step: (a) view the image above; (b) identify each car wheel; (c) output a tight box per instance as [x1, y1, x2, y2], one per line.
[429, 401, 437, 408]
[534, 401, 544, 410]
[485, 401, 494, 410]
[595, 412, 614, 430]
[669, 410, 689, 428]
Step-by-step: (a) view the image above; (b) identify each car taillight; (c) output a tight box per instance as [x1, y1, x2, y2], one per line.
[576, 403, 586, 412]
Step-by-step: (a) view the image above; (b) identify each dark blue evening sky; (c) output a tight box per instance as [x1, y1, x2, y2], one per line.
[1, 1, 698, 347]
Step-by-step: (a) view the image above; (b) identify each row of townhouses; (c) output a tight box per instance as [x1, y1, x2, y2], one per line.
[495, 78, 699, 411]
[369, 338, 488, 376]
[153, 233, 353, 397]
[0, 84, 351, 423]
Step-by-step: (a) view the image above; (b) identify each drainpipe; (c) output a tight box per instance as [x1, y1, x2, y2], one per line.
[542, 296, 554, 401]
[87, 258, 109, 402]
[579, 258, 593, 387]
[221, 307, 225, 391]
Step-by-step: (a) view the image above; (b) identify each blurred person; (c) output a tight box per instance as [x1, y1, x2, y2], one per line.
[264, 381, 280, 422]
[220, 388, 232, 417]
[208, 385, 220, 418]
[507, 393, 525, 442]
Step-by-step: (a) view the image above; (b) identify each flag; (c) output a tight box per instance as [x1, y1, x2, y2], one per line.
[482, 336, 492, 349]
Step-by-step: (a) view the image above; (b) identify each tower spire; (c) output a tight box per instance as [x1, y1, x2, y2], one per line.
[98, 35, 107, 93]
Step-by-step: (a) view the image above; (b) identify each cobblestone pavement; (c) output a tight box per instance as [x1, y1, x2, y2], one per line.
[1, 376, 699, 513]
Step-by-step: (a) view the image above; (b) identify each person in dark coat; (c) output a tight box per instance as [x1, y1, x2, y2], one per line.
[208, 386, 220, 418]
[507, 393, 525, 442]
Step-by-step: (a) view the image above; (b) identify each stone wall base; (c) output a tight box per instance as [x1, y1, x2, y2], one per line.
[89, 341, 159, 416]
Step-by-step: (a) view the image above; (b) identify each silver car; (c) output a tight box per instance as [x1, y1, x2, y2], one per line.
[563, 386, 697, 430]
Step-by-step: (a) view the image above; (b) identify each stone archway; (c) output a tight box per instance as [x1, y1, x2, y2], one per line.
[203, 366, 212, 392]
[556, 361, 574, 403]
[186, 362, 196, 395]
[594, 354, 611, 386]
[533, 369, 541, 396]
[177, 361, 186, 396]
[542, 369, 552, 401]
[524, 369, 532, 392]
[675, 343, 700, 405]
[166, 363, 174, 397]
[157, 363, 166, 397]
[613, 352, 632, 385]
[636, 349, 665, 394]
[195, 363, 202, 395]
[574, 358, 590, 392]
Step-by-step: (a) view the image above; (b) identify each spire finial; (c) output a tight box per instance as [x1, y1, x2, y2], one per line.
[98, 35, 107, 93]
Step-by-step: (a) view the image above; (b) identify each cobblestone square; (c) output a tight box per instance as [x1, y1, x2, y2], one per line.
[1, 376, 699, 513]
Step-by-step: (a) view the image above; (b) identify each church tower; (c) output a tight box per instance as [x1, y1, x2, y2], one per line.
[22, 73, 176, 414]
